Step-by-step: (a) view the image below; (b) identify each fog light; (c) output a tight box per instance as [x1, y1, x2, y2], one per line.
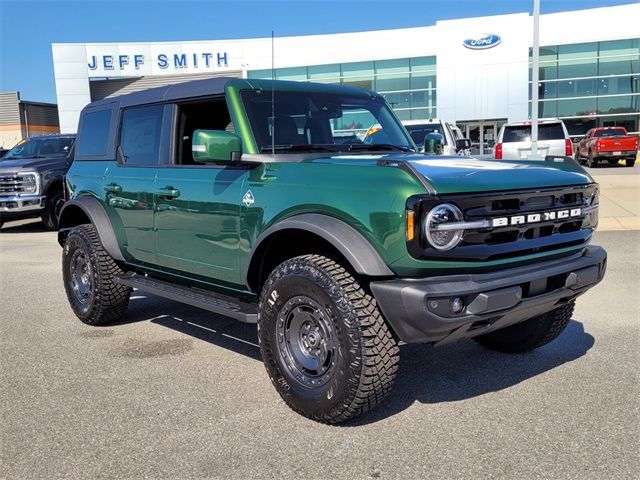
[451, 297, 464, 314]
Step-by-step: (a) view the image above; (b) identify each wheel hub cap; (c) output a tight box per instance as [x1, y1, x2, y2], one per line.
[69, 250, 92, 304]
[276, 296, 338, 388]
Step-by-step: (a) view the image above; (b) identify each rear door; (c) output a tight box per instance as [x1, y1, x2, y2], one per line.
[102, 104, 170, 265]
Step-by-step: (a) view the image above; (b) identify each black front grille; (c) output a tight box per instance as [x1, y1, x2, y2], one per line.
[407, 184, 597, 262]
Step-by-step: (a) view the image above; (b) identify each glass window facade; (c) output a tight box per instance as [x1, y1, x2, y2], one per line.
[248, 56, 437, 119]
[530, 39, 640, 134]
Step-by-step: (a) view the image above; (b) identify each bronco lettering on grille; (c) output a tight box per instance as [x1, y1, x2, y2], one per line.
[492, 208, 582, 227]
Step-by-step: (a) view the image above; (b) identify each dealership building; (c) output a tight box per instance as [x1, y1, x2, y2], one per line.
[52, 3, 639, 156]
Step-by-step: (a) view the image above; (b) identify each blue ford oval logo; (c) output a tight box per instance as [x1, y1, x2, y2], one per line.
[463, 34, 502, 50]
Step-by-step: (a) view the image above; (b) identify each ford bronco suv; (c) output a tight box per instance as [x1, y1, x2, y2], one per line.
[0, 134, 75, 230]
[59, 78, 606, 423]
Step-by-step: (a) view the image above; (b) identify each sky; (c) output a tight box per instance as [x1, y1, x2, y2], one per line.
[0, 0, 634, 103]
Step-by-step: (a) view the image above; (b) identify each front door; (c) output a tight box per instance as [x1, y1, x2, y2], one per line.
[154, 166, 247, 286]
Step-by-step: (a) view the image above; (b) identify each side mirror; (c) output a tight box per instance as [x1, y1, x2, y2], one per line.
[456, 138, 472, 151]
[192, 130, 242, 163]
[424, 132, 444, 155]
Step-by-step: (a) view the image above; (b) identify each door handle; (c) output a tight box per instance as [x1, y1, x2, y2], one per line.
[104, 183, 122, 194]
[157, 186, 180, 199]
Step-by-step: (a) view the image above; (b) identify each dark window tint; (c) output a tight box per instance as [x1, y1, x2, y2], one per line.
[78, 110, 111, 156]
[502, 123, 565, 142]
[119, 105, 163, 166]
[594, 128, 627, 137]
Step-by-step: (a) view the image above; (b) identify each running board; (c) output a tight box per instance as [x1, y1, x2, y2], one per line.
[114, 273, 257, 323]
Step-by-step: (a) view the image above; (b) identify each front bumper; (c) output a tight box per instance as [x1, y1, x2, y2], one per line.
[0, 195, 46, 214]
[370, 246, 607, 345]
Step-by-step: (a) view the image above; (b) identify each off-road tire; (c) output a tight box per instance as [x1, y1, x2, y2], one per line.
[42, 188, 64, 230]
[62, 224, 131, 325]
[473, 301, 574, 353]
[258, 254, 399, 424]
[626, 158, 635, 167]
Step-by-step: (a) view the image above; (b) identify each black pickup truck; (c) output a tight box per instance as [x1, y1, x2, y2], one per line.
[0, 134, 75, 230]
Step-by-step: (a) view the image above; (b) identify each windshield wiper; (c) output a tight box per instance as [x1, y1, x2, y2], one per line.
[5, 155, 46, 160]
[260, 144, 336, 153]
[347, 144, 414, 152]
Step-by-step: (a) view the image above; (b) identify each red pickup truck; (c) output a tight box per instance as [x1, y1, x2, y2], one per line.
[575, 127, 638, 167]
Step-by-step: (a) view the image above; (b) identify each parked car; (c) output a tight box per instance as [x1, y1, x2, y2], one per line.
[58, 78, 605, 424]
[575, 127, 638, 167]
[494, 119, 573, 160]
[0, 134, 75, 230]
[365, 119, 471, 156]
[403, 119, 471, 156]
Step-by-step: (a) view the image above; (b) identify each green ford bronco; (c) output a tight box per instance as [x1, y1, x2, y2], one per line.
[59, 78, 606, 423]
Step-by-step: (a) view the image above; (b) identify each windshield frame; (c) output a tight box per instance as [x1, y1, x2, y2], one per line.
[2, 136, 75, 160]
[239, 88, 416, 154]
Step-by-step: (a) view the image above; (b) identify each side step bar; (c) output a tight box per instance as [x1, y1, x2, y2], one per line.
[114, 273, 258, 323]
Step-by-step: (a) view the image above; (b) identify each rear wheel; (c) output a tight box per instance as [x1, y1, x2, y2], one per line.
[626, 158, 635, 167]
[258, 254, 399, 424]
[587, 151, 597, 168]
[473, 302, 574, 353]
[62, 224, 131, 325]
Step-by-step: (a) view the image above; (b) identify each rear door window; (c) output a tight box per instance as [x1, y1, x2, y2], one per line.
[502, 123, 565, 142]
[119, 105, 164, 166]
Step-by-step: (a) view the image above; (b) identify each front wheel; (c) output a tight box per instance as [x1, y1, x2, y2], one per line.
[62, 224, 131, 325]
[42, 189, 65, 230]
[258, 254, 399, 424]
[473, 302, 574, 353]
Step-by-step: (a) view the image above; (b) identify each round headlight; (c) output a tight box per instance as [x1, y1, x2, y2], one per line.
[424, 203, 464, 251]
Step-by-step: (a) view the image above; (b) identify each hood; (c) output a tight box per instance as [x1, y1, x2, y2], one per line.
[403, 156, 593, 194]
[0, 156, 69, 173]
[309, 154, 593, 195]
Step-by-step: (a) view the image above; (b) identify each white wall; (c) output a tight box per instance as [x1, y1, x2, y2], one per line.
[52, 3, 640, 133]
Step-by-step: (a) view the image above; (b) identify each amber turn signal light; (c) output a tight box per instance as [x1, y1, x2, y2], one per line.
[406, 210, 415, 241]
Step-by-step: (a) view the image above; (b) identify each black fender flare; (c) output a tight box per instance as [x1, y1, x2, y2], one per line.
[246, 213, 394, 284]
[57, 196, 125, 262]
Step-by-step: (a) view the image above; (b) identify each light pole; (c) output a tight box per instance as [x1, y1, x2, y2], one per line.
[530, 0, 541, 159]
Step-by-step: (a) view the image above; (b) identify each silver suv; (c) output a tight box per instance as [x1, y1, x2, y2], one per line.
[494, 119, 573, 160]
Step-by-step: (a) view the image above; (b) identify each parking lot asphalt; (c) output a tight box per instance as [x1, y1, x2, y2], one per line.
[588, 164, 640, 231]
[1, 222, 638, 479]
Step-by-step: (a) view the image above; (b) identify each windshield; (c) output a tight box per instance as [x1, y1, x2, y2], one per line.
[3, 137, 74, 160]
[240, 89, 415, 153]
[404, 124, 448, 146]
[594, 128, 626, 137]
[502, 123, 565, 142]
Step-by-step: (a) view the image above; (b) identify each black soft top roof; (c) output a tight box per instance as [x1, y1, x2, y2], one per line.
[86, 76, 235, 109]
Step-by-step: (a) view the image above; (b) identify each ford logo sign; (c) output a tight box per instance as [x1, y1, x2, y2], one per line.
[463, 34, 502, 50]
